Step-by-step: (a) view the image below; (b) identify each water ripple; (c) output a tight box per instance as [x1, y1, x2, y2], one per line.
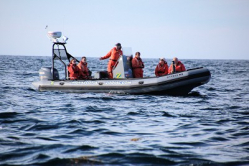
[0, 56, 249, 165]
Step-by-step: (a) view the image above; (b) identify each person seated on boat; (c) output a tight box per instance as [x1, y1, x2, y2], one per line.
[77, 56, 90, 79]
[67, 58, 81, 80]
[155, 57, 168, 77]
[168, 57, 186, 74]
[99, 43, 123, 79]
[132, 52, 144, 78]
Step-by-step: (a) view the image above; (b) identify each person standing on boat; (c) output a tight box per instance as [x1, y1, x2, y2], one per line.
[168, 57, 186, 74]
[77, 56, 90, 79]
[67, 58, 81, 80]
[155, 57, 168, 77]
[99, 43, 123, 78]
[132, 52, 144, 78]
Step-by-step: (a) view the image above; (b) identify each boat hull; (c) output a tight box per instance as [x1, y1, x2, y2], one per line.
[32, 68, 211, 95]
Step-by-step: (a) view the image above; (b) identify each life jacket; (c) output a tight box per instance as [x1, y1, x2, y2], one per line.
[132, 57, 144, 69]
[77, 62, 89, 79]
[132, 57, 144, 78]
[101, 47, 123, 62]
[67, 64, 80, 80]
[155, 63, 168, 76]
[168, 61, 186, 73]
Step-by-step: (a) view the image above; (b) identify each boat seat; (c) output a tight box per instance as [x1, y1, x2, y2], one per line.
[94, 71, 109, 79]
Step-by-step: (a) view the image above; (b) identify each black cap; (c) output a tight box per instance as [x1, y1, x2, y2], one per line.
[115, 43, 121, 46]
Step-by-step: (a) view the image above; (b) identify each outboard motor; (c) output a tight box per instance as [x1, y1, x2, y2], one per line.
[39, 67, 59, 81]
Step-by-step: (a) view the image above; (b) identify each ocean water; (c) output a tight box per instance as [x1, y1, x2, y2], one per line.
[0, 55, 249, 166]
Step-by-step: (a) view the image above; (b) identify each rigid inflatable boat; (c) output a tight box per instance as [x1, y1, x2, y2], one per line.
[32, 32, 211, 95]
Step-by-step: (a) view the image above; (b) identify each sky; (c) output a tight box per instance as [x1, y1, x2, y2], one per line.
[0, 0, 249, 59]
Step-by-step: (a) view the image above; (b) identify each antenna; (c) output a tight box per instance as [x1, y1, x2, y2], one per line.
[45, 25, 51, 41]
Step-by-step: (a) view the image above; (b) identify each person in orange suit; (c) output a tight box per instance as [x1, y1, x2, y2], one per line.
[168, 57, 186, 74]
[77, 56, 90, 79]
[155, 57, 168, 77]
[132, 52, 144, 78]
[67, 58, 81, 80]
[99, 43, 123, 78]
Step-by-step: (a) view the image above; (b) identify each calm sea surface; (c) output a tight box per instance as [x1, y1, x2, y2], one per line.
[0, 55, 249, 166]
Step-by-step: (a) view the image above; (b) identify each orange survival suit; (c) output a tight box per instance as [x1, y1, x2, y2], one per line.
[77, 61, 90, 79]
[67, 63, 81, 80]
[168, 61, 186, 73]
[100, 47, 123, 78]
[155, 63, 168, 77]
[132, 57, 144, 78]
